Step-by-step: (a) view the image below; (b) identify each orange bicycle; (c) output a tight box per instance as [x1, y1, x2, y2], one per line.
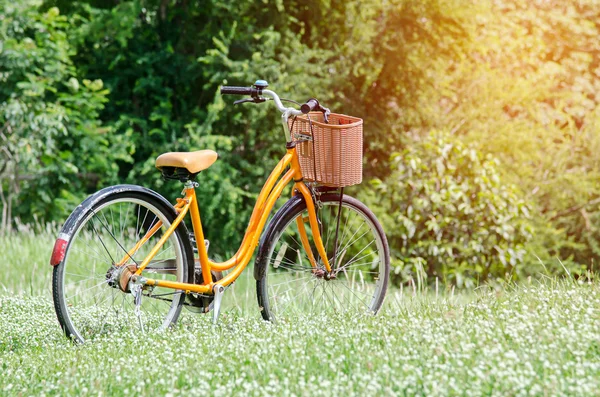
[50, 80, 390, 342]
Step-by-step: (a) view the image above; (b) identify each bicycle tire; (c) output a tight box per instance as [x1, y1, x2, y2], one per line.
[255, 192, 390, 321]
[52, 185, 194, 343]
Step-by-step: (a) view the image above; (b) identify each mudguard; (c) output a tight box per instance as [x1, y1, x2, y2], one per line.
[254, 194, 306, 280]
[50, 184, 181, 266]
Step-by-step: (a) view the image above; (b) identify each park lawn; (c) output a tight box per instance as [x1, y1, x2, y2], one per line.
[1, 231, 599, 395]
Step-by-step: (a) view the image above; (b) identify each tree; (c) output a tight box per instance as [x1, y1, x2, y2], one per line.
[0, 0, 124, 230]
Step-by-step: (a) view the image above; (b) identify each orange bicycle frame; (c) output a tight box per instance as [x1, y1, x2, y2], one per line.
[124, 145, 331, 295]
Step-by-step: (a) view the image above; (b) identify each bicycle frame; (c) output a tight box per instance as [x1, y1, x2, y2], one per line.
[120, 145, 331, 295]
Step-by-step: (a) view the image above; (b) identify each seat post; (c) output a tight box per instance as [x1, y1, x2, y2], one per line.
[183, 180, 198, 190]
[184, 181, 213, 285]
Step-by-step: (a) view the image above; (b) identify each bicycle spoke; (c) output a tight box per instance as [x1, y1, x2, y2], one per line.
[65, 279, 109, 302]
[336, 225, 369, 261]
[64, 272, 104, 283]
[92, 208, 141, 267]
[88, 216, 116, 264]
[269, 275, 314, 288]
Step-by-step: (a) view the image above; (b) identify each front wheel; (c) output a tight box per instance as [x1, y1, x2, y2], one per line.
[256, 193, 390, 321]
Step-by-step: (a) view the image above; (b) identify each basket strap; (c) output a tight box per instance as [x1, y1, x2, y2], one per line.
[331, 187, 344, 270]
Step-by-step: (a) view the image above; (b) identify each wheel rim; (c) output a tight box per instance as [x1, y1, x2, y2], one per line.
[59, 198, 186, 341]
[263, 200, 387, 320]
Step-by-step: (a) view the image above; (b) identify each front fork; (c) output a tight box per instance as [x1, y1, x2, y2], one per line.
[292, 184, 332, 274]
[288, 143, 333, 274]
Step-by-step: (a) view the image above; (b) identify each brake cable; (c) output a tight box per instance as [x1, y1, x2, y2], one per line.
[280, 98, 301, 106]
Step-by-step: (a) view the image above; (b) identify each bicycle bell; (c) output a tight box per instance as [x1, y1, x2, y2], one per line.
[253, 80, 269, 89]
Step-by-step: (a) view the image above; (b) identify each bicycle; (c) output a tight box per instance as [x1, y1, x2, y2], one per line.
[50, 80, 390, 343]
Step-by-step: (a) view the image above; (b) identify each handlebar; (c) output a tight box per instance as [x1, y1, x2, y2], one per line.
[220, 86, 255, 96]
[301, 98, 330, 123]
[220, 85, 326, 118]
[220, 82, 330, 140]
[301, 98, 319, 114]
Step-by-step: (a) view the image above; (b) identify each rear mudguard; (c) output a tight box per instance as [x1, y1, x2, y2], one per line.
[50, 184, 183, 266]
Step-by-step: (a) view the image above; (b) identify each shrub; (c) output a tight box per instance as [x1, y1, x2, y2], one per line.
[364, 131, 533, 287]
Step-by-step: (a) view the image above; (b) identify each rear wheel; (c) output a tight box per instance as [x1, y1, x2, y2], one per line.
[52, 189, 194, 343]
[256, 193, 390, 321]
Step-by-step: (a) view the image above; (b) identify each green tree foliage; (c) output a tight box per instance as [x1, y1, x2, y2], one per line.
[3, 0, 600, 284]
[0, 0, 124, 230]
[27, 0, 475, 263]
[364, 132, 532, 287]
[39, 0, 338, 255]
[289, 0, 476, 176]
[389, 0, 600, 273]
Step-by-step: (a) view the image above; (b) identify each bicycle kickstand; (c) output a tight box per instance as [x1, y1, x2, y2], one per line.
[212, 284, 225, 325]
[130, 282, 144, 332]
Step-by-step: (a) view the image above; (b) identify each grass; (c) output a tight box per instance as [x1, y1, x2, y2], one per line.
[1, 229, 600, 395]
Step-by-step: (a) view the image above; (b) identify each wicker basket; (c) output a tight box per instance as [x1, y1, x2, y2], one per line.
[289, 112, 363, 187]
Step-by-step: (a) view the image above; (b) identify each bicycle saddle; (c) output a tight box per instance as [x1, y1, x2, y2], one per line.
[155, 150, 218, 174]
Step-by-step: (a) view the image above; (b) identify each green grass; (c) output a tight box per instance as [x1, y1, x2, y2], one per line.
[1, 230, 600, 395]
[0, 226, 56, 296]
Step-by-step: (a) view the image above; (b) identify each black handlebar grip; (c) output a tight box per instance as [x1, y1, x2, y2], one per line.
[301, 98, 319, 114]
[220, 86, 254, 95]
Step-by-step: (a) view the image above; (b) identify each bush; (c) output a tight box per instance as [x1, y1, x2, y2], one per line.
[364, 132, 533, 287]
[386, 0, 600, 275]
